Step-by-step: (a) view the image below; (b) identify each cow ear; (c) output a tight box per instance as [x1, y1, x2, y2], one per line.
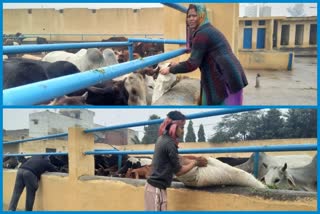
[82, 91, 88, 99]
[287, 174, 296, 187]
[262, 162, 268, 169]
[282, 163, 287, 172]
[260, 177, 265, 183]
[48, 98, 58, 105]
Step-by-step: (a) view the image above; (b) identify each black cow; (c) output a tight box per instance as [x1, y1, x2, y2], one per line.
[85, 80, 129, 105]
[216, 157, 249, 166]
[36, 37, 48, 44]
[3, 59, 49, 89]
[49, 155, 69, 172]
[3, 58, 80, 89]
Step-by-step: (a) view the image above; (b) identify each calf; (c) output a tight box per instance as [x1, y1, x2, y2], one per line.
[48, 92, 88, 105]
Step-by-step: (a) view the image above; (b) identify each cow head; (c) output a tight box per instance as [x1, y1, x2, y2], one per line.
[260, 162, 296, 190]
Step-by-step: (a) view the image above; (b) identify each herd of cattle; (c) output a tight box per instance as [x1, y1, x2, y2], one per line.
[3, 34, 200, 106]
[3, 152, 317, 192]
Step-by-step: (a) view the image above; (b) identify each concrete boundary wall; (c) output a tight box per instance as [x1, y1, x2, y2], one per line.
[239, 51, 294, 70]
[2, 170, 317, 211]
[2, 128, 317, 210]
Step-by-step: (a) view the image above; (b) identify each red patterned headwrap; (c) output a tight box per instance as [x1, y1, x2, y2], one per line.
[159, 117, 186, 144]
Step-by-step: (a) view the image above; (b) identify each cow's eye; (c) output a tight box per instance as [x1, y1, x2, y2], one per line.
[274, 178, 280, 183]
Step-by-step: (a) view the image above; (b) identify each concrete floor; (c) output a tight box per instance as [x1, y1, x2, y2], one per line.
[243, 57, 317, 105]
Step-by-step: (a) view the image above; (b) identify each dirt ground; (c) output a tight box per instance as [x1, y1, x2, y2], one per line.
[243, 57, 317, 105]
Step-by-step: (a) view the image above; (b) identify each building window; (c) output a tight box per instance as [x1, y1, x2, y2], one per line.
[295, 24, 304, 45]
[59, 9, 64, 14]
[46, 148, 56, 153]
[309, 24, 317, 45]
[258, 20, 266, 25]
[244, 21, 252, 26]
[32, 119, 39, 125]
[280, 25, 290, 46]
[28, 9, 32, 14]
[92, 9, 96, 13]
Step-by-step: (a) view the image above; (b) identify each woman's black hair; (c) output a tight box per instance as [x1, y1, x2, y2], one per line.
[187, 4, 197, 14]
[165, 111, 186, 130]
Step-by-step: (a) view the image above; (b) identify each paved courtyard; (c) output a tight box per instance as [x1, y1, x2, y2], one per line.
[243, 57, 317, 106]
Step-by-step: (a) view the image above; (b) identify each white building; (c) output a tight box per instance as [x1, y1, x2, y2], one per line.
[244, 5, 258, 17]
[29, 109, 95, 137]
[259, 6, 272, 17]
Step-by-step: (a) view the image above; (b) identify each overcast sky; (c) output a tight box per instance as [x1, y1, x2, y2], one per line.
[3, 3, 317, 16]
[3, 108, 225, 139]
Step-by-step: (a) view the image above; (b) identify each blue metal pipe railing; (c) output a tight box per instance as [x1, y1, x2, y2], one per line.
[4, 33, 164, 39]
[3, 152, 68, 157]
[3, 133, 68, 145]
[84, 143, 317, 176]
[3, 42, 131, 54]
[4, 108, 259, 145]
[128, 38, 187, 60]
[84, 144, 317, 155]
[84, 108, 261, 134]
[162, 3, 188, 13]
[3, 48, 187, 106]
[128, 38, 186, 45]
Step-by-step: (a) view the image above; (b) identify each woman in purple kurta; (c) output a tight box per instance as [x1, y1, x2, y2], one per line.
[160, 4, 248, 105]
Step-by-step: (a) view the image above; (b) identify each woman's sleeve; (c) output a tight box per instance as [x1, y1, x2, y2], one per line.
[170, 31, 209, 74]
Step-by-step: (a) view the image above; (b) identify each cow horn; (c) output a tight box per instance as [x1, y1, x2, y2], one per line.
[48, 98, 58, 105]
[281, 163, 287, 172]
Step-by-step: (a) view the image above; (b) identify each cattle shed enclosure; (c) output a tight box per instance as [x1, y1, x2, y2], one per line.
[3, 127, 317, 211]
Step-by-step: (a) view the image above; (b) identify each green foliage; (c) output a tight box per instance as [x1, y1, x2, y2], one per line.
[185, 120, 196, 142]
[197, 124, 206, 142]
[131, 135, 142, 144]
[141, 114, 161, 144]
[208, 109, 317, 143]
[283, 109, 317, 138]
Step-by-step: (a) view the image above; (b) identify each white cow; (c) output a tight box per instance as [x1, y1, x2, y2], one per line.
[124, 72, 148, 105]
[177, 157, 265, 189]
[235, 152, 313, 179]
[42, 48, 107, 72]
[260, 154, 317, 192]
[153, 77, 200, 105]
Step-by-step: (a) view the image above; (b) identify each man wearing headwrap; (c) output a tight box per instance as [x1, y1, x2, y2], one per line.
[160, 4, 248, 105]
[144, 111, 207, 211]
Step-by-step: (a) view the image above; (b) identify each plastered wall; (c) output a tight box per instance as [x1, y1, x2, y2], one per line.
[3, 171, 317, 211]
[238, 51, 293, 70]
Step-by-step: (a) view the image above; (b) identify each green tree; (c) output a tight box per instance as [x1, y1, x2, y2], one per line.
[185, 120, 196, 142]
[209, 111, 262, 143]
[283, 109, 317, 138]
[259, 109, 285, 139]
[131, 135, 142, 144]
[141, 114, 160, 144]
[197, 124, 206, 142]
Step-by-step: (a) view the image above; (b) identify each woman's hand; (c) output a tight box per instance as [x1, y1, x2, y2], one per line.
[160, 67, 170, 75]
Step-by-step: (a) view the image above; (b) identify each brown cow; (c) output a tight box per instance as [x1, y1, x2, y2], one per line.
[125, 165, 152, 179]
